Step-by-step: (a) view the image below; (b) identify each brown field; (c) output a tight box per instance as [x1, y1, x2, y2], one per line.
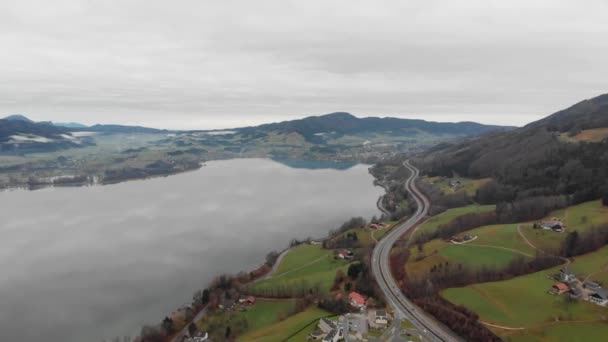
[574, 127, 608, 142]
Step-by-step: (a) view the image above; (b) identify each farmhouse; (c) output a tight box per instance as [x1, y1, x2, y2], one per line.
[185, 331, 208, 342]
[349, 291, 366, 308]
[449, 179, 463, 189]
[559, 269, 576, 282]
[551, 283, 570, 295]
[238, 295, 256, 304]
[589, 289, 608, 306]
[541, 219, 565, 232]
[219, 298, 235, 311]
[375, 310, 388, 326]
[338, 250, 354, 260]
[570, 288, 583, 299]
[322, 328, 343, 342]
[583, 281, 602, 292]
[318, 318, 337, 333]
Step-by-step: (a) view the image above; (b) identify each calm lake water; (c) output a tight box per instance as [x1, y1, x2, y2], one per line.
[0, 158, 383, 341]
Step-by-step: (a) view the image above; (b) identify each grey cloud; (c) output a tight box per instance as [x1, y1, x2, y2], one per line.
[0, 0, 607, 129]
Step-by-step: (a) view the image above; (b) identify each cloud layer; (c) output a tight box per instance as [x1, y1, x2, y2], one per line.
[1, 0, 607, 129]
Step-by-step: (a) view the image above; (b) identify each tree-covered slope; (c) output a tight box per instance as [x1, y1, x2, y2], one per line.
[416, 93, 608, 204]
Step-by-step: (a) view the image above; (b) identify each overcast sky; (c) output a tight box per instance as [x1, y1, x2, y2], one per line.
[1, 0, 607, 129]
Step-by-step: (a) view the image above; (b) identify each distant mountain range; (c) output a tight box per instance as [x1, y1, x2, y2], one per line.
[2, 114, 169, 134]
[238, 112, 513, 143]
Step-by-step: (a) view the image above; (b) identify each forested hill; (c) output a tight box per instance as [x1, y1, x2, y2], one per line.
[0, 119, 71, 141]
[237, 112, 513, 142]
[416, 93, 608, 205]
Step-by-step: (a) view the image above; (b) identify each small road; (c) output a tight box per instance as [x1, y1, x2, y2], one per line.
[170, 306, 209, 342]
[255, 248, 291, 282]
[371, 160, 461, 342]
[517, 225, 570, 267]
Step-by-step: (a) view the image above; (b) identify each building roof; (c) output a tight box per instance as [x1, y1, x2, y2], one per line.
[554, 283, 569, 291]
[592, 289, 608, 300]
[560, 269, 574, 275]
[543, 221, 563, 228]
[584, 281, 601, 288]
[349, 291, 366, 305]
[324, 329, 338, 341]
[321, 317, 336, 328]
[376, 310, 387, 317]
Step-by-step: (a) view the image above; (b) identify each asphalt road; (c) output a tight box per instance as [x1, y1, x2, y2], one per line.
[371, 160, 461, 342]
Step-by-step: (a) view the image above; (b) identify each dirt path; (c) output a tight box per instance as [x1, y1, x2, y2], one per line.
[270, 254, 329, 279]
[370, 229, 378, 243]
[480, 321, 525, 330]
[463, 243, 535, 257]
[517, 225, 570, 267]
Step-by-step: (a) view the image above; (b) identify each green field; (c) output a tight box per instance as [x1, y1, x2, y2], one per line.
[413, 204, 495, 240]
[407, 223, 533, 278]
[423, 176, 492, 197]
[200, 299, 296, 340]
[274, 245, 330, 275]
[251, 244, 350, 295]
[519, 200, 608, 253]
[439, 244, 528, 269]
[442, 246, 608, 339]
[465, 224, 536, 255]
[442, 266, 603, 328]
[333, 227, 374, 247]
[238, 306, 331, 341]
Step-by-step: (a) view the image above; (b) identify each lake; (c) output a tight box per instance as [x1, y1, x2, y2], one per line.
[0, 158, 383, 341]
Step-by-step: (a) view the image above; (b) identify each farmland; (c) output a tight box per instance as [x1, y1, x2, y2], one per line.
[199, 299, 297, 340]
[441, 246, 608, 340]
[407, 223, 534, 278]
[422, 176, 492, 196]
[238, 306, 331, 341]
[413, 204, 495, 240]
[519, 200, 608, 253]
[250, 244, 350, 296]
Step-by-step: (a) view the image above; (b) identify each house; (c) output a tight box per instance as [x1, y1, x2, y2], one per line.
[238, 295, 256, 304]
[309, 330, 325, 340]
[559, 269, 576, 282]
[185, 331, 208, 342]
[551, 283, 570, 295]
[219, 298, 235, 311]
[449, 180, 463, 188]
[588, 289, 608, 306]
[338, 250, 354, 260]
[349, 291, 366, 308]
[370, 223, 380, 230]
[583, 281, 602, 292]
[570, 288, 583, 299]
[318, 317, 337, 333]
[541, 220, 564, 232]
[322, 328, 342, 342]
[375, 310, 388, 325]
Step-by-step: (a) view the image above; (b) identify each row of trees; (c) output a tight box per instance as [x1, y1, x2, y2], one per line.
[561, 224, 608, 257]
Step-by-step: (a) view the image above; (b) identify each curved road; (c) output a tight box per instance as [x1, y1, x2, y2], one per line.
[371, 160, 461, 342]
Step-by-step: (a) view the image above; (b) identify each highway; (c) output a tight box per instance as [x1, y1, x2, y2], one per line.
[371, 160, 460, 342]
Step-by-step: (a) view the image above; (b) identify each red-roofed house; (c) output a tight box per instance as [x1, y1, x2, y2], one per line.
[338, 250, 354, 260]
[349, 291, 366, 308]
[551, 283, 569, 294]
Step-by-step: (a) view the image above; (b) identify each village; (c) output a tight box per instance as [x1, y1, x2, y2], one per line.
[550, 268, 607, 307]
